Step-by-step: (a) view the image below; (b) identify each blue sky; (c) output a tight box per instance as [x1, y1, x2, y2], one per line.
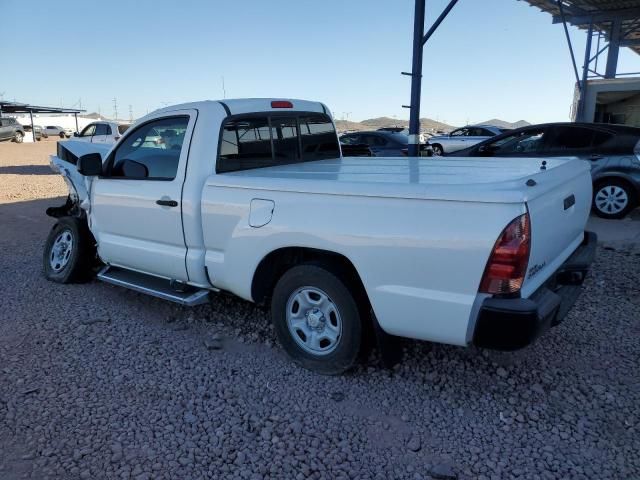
[2, 0, 638, 126]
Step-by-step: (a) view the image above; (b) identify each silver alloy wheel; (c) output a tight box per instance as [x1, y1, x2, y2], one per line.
[15, 132, 23, 143]
[432, 145, 443, 156]
[595, 185, 629, 215]
[286, 286, 342, 356]
[49, 229, 74, 272]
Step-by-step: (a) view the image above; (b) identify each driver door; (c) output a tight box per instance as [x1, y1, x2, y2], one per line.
[90, 110, 197, 281]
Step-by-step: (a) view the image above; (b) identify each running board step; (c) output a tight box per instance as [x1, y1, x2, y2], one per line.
[97, 266, 210, 306]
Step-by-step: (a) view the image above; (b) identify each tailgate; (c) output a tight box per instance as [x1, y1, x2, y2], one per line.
[521, 159, 592, 298]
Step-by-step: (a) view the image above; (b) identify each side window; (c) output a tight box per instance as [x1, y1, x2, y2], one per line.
[480, 128, 496, 137]
[487, 129, 547, 155]
[80, 124, 96, 137]
[94, 124, 108, 136]
[450, 128, 469, 137]
[549, 127, 595, 151]
[299, 115, 340, 160]
[108, 116, 189, 180]
[340, 134, 360, 145]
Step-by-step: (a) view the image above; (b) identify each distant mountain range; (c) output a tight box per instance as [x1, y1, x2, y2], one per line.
[335, 116, 531, 133]
[478, 119, 531, 129]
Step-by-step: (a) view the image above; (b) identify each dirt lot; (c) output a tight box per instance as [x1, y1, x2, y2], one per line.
[0, 141, 639, 479]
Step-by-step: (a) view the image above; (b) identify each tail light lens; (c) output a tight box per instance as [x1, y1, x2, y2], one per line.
[479, 213, 531, 295]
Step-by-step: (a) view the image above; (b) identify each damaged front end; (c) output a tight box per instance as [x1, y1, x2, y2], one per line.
[47, 141, 110, 219]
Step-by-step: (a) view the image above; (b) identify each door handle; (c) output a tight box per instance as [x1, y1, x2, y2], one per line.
[156, 199, 178, 207]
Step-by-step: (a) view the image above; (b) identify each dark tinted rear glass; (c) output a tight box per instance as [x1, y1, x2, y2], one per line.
[217, 113, 338, 173]
[299, 115, 340, 160]
[118, 124, 130, 134]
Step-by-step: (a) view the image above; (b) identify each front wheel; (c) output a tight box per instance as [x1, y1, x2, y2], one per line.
[432, 144, 444, 156]
[271, 265, 363, 375]
[14, 131, 23, 143]
[592, 180, 636, 219]
[43, 217, 95, 283]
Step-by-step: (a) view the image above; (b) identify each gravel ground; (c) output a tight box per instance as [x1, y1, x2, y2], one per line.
[1, 142, 639, 479]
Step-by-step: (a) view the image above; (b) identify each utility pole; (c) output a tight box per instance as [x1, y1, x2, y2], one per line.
[129, 105, 133, 122]
[113, 98, 119, 120]
[221, 76, 226, 99]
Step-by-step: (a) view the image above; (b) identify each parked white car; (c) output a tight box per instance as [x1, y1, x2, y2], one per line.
[45, 98, 596, 374]
[44, 125, 72, 139]
[428, 125, 507, 155]
[74, 121, 130, 144]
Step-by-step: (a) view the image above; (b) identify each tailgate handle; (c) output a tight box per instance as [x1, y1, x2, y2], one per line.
[564, 194, 575, 210]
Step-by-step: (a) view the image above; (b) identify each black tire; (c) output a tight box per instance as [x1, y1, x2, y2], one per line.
[432, 144, 443, 156]
[14, 131, 24, 143]
[592, 179, 636, 219]
[43, 217, 95, 283]
[271, 264, 363, 375]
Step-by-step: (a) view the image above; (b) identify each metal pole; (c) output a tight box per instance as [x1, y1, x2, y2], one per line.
[74, 112, 79, 133]
[408, 0, 426, 157]
[557, 0, 581, 87]
[605, 18, 622, 78]
[422, 0, 459, 46]
[29, 110, 35, 142]
[577, 22, 594, 122]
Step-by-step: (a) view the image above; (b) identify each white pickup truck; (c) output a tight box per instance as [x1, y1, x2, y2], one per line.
[45, 98, 596, 374]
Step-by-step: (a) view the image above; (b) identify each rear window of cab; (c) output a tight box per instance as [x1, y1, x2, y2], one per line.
[217, 113, 339, 173]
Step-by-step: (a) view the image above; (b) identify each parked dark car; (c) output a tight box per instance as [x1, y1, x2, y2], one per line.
[450, 122, 640, 219]
[340, 131, 430, 157]
[0, 117, 25, 143]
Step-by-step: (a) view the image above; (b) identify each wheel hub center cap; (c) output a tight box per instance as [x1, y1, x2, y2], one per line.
[306, 309, 324, 330]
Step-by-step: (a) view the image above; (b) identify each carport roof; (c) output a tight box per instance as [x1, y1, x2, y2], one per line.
[0, 100, 85, 115]
[522, 0, 640, 55]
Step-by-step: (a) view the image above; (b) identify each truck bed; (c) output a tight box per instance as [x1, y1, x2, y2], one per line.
[207, 156, 591, 204]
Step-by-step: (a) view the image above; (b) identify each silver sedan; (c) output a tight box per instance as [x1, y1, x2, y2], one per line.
[428, 125, 506, 155]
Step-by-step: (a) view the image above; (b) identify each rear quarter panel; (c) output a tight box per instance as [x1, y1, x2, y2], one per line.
[201, 185, 525, 346]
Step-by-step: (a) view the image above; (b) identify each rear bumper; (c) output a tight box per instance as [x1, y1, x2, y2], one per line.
[473, 231, 597, 351]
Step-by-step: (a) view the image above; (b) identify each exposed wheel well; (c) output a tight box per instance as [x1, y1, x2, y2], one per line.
[251, 247, 371, 310]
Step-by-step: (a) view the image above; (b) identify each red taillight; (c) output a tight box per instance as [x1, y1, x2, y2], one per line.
[271, 100, 293, 108]
[479, 213, 531, 295]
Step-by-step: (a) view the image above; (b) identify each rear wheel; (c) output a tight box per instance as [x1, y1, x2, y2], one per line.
[59, 132, 65, 139]
[592, 179, 636, 219]
[43, 217, 95, 283]
[14, 131, 23, 143]
[432, 144, 444, 156]
[271, 265, 363, 375]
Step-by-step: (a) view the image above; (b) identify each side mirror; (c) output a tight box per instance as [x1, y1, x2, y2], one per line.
[77, 153, 103, 176]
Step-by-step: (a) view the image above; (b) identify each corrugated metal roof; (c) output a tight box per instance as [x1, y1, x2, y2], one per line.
[522, 0, 640, 55]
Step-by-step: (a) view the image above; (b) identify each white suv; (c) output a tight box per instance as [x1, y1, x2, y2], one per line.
[74, 121, 130, 144]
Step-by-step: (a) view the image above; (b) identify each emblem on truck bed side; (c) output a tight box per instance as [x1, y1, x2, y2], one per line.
[527, 262, 546, 280]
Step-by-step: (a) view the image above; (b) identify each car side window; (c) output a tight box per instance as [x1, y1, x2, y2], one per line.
[94, 124, 108, 136]
[340, 135, 359, 145]
[107, 116, 189, 180]
[80, 124, 96, 137]
[480, 128, 496, 137]
[451, 128, 469, 137]
[548, 127, 595, 151]
[486, 129, 547, 155]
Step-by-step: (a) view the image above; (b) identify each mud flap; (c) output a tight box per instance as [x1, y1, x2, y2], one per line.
[372, 313, 404, 368]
